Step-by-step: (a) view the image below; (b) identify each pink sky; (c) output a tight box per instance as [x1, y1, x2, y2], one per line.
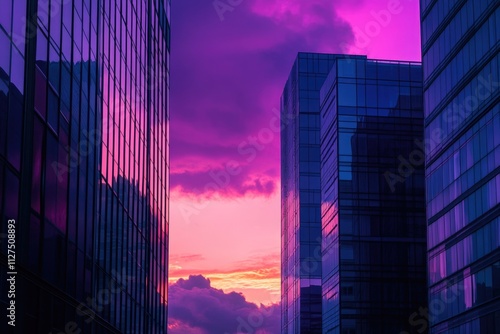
[169, 0, 422, 311]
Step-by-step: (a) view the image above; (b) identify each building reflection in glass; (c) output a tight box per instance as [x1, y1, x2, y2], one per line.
[320, 58, 428, 334]
[281, 53, 367, 334]
[421, 0, 500, 332]
[0, 0, 169, 333]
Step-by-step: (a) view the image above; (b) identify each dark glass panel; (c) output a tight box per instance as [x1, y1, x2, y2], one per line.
[61, 27, 72, 61]
[44, 131, 59, 228]
[10, 47, 24, 95]
[42, 221, 66, 285]
[54, 139, 68, 232]
[48, 45, 61, 92]
[7, 88, 23, 171]
[67, 164, 78, 243]
[378, 63, 399, 81]
[28, 214, 41, 271]
[31, 116, 44, 212]
[47, 86, 59, 131]
[0, 78, 8, 156]
[366, 85, 378, 107]
[34, 67, 47, 118]
[4, 168, 19, 220]
[36, 32, 48, 76]
[0, 30, 11, 78]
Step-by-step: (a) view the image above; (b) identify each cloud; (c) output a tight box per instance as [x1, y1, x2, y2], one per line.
[170, 253, 206, 264]
[171, 168, 277, 198]
[170, 0, 354, 198]
[168, 275, 281, 334]
[169, 254, 280, 298]
[250, 0, 340, 29]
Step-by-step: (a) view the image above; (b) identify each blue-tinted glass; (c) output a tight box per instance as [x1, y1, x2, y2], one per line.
[34, 67, 47, 118]
[49, 1, 62, 48]
[338, 83, 356, 107]
[338, 60, 356, 78]
[37, 0, 49, 29]
[422, 0, 500, 331]
[11, 48, 24, 94]
[31, 116, 43, 212]
[12, 0, 27, 55]
[377, 85, 399, 108]
[366, 85, 378, 107]
[0, 30, 11, 78]
[378, 63, 398, 81]
[366, 62, 377, 79]
[48, 46, 60, 91]
[356, 84, 365, 106]
[7, 92, 22, 171]
[320, 59, 427, 333]
[45, 132, 58, 225]
[0, 78, 7, 156]
[47, 87, 59, 131]
[0, 0, 12, 33]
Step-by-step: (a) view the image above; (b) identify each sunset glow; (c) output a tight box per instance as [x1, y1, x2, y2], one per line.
[169, 0, 422, 307]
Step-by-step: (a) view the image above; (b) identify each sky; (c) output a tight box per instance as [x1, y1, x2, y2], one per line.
[168, 0, 421, 332]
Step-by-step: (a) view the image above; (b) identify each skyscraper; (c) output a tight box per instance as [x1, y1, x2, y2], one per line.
[319, 57, 427, 333]
[281, 53, 366, 334]
[0, 0, 170, 333]
[421, 0, 500, 332]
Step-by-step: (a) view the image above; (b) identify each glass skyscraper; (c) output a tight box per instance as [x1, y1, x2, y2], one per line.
[0, 0, 170, 333]
[421, 0, 500, 333]
[319, 58, 427, 334]
[281, 53, 366, 334]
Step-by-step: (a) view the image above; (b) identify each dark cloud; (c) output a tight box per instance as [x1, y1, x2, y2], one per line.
[171, 167, 277, 198]
[170, 0, 355, 197]
[168, 275, 280, 334]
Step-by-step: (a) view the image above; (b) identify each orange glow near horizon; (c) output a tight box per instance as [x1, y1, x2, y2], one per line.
[169, 190, 281, 305]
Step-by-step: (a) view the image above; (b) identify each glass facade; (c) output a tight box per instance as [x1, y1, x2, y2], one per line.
[421, 0, 500, 332]
[281, 53, 365, 334]
[320, 58, 427, 334]
[0, 0, 169, 333]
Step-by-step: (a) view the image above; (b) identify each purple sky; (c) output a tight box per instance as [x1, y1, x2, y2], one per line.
[168, 0, 421, 332]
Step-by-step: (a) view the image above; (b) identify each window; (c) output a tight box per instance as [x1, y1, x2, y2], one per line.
[341, 244, 354, 261]
[338, 60, 356, 78]
[338, 83, 357, 107]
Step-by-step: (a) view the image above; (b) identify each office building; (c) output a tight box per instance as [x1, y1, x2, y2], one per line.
[319, 57, 427, 333]
[0, 0, 170, 332]
[281, 53, 366, 334]
[421, 0, 500, 332]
